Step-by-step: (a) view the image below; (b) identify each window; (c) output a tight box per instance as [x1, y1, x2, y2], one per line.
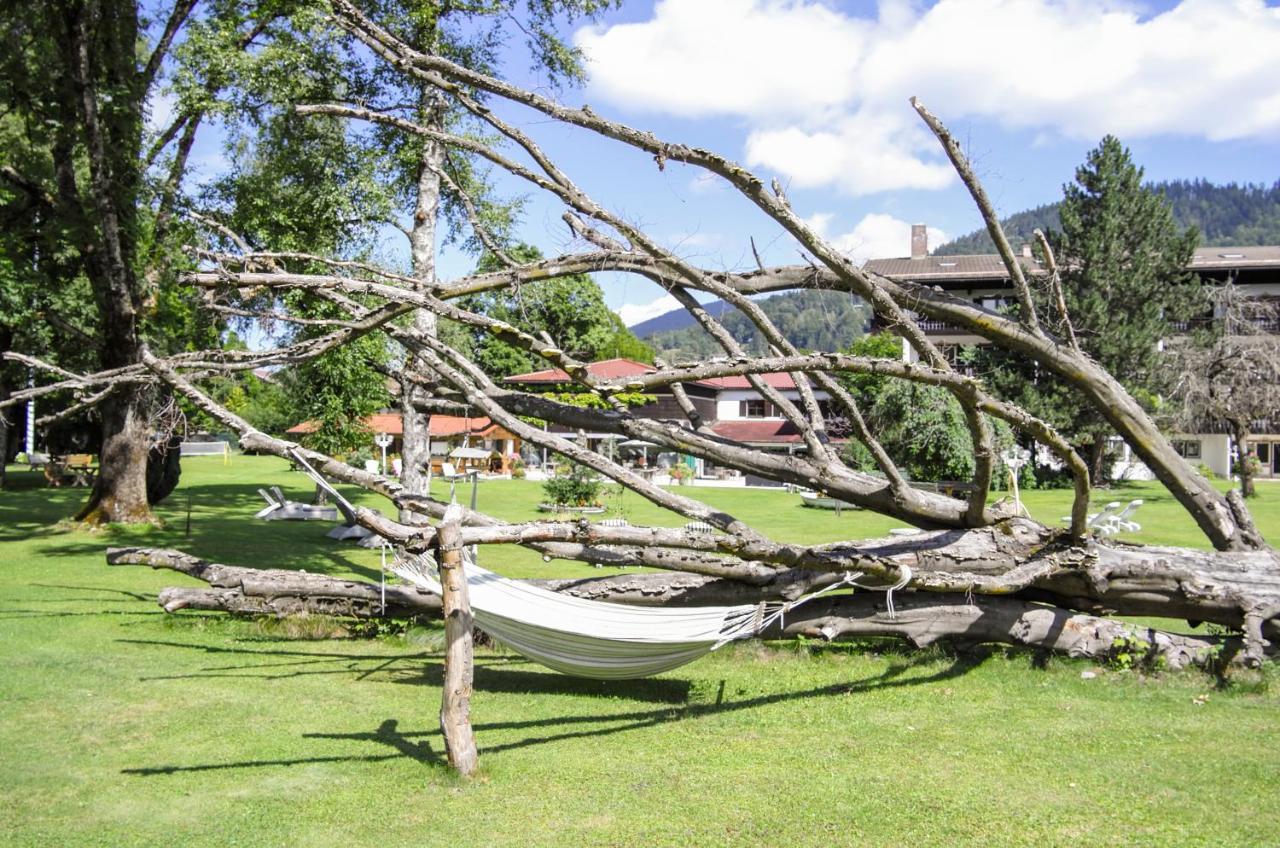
[1173, 440, 1202, 459]
[739, 399, 778, 418]
[1257, 443, 1270, 464]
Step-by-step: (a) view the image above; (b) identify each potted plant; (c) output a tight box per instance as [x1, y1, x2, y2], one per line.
[668, 464, 693, 485]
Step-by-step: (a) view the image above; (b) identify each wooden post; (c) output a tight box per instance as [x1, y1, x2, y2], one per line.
[436, 501, 479, 777]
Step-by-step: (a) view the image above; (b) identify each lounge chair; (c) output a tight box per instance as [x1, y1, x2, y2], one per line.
[289, 450, 382, 543]
[254, 487, 339, 522]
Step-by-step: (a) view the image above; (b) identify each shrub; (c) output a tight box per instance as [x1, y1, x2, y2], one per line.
[542, 462, 601, 506]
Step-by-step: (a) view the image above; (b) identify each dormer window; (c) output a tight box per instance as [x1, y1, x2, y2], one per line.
[937, 261, 957, 267]
[1219, 253, 1245, 259]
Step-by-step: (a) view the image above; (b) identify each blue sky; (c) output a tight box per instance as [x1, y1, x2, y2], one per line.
[169, 0, 1280, 328]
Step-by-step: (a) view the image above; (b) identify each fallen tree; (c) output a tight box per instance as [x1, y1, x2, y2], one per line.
[7, 0, 1280, 775]
[109, 545, 1267, 672]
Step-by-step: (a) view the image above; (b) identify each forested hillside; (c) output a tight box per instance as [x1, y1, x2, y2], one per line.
[642, 290, 869, 362]
[935, 180, 1280, 254]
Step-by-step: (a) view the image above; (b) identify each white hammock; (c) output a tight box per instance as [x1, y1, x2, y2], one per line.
[392, 553, 872, 680]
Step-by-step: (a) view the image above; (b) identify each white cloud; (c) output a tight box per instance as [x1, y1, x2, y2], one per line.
[617, 294, 682, 327]
[745, 109, 955, 195]
[576, 0, 869, 120]
[805, 212, 947, 264]
[578, 0, 1280, 194]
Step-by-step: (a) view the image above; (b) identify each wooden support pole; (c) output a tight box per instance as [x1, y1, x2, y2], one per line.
[436, 501, 479, 777]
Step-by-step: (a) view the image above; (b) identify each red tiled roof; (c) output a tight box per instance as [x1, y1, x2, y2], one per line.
[504, 357, 803, 392]
[428, 415, 494, 437]
[503, 357, 657, 383]
[286, 413, 508, 438]
[287, 412, 405, 436]
[710, 419, 804, 443]
[697, 372, 799, 390]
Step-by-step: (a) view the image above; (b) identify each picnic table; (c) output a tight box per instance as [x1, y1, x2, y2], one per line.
[44, 454, 98, 488]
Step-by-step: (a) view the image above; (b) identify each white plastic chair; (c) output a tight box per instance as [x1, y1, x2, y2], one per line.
[1105, 499, 1144, 534]
[1062, 501, 1121, 533]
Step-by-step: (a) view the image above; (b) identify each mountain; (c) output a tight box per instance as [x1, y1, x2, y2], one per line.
[638, 290, 870, 362]
[935, 179, 1280, 254]
[629, 298, 735, 337]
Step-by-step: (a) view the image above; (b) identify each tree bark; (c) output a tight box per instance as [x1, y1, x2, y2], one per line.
[75, 386, 153, 524]
[398, 41, 446, 523]
[436, 503, 479, 777]
[1230, 418, 1256, 499]
[1086, 437, 1108, 488]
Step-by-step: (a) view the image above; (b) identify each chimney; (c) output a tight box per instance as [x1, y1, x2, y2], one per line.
[910, 223, 928, 260]
[1020, 242, 1032, 259]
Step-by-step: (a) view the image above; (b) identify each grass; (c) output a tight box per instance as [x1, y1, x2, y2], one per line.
[1, 456, 1278, 847]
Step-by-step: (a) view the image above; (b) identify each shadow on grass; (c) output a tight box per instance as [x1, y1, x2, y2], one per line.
[122, 718, 440, 774]
[120, 646, 983, 777]
[6, 479, 389, 582]
[117, 638, 687, 703]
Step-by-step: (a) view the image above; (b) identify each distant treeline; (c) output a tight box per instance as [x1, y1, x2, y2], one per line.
[935, 179, 1280, 254]
[643, 290, 869, 363]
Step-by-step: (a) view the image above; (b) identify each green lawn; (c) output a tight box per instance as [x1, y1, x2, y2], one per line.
[1, 456, 1278, 847]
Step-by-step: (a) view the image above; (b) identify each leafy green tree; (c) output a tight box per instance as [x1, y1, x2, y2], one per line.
[452, 245, 652, 378]
[0, 1, 215, 520]
[287, 333, 391, 457]
[977, 136, 1202, 482]
[839, 333, 1009, 482]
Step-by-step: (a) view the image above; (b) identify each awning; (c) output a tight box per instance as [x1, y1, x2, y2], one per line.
[449, 447, 492, 459]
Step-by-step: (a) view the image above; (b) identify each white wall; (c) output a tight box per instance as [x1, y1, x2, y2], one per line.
[715, 388, 830, 420]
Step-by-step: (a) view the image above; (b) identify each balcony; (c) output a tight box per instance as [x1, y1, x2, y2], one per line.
[1168, 317, 1280, 334]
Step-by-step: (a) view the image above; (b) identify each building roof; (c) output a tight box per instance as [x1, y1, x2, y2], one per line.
[504, 357, 657, 384]
[1190, 246, 1280, 270]
[863, 245, 1280, 287]
[286, 412, 405, 435]
[696, 372, 800, 389]
[428, 415, 503, 438]
[863, 253, 1043, 285]
[505, 356, 806, 391]
[286, 413, 511, 439]
[710, 419, 804, 444]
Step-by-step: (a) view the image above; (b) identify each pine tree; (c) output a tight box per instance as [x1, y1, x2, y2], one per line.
[979, 136, 1203, 482]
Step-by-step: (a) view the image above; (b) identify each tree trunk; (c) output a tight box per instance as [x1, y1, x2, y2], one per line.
[146, 433, 183, 505]
[436, 503, 479, 777]
[0, 379, 10, 490]
[107, 542, 1279, 671]
[1230, 419, 1256, 499]
[66, 1, 152, 525]
[398, 84, 445, 523]
[1087, 437, 1108, 487]
[76, 385, 153, 524]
